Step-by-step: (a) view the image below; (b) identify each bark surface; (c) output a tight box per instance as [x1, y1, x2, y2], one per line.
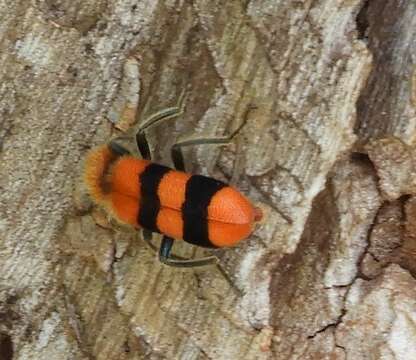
[1, 1, 415, 359]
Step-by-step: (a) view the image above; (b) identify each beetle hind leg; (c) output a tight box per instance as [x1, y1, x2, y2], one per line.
[170, 104, 254, 171]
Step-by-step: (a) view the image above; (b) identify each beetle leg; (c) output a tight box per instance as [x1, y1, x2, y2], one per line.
[159, 236, 218, 267]
[159, 237, 243, 295]
[170, 105, 253, 171]
[142, 229, 159, 253]
[171, 134, 235, 172]
[135, 90, 187, 160]
[142, 230, 186, 261]
[108, 141, 131, 156]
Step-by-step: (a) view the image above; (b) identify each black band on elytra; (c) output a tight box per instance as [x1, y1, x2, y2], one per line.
[182, 175, 226, 248]
[138, 163, 171, 232]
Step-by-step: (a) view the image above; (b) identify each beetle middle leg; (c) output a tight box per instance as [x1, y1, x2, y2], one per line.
[135, 90, 187, 159]
[159, 236, 242, 295]
[143, 229, 201, 263]
[159, 236, 218, 267]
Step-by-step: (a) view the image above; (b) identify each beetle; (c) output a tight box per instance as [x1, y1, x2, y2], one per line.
[83, 91, 262, 267]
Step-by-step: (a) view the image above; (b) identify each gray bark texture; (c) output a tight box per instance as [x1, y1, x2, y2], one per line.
[1, 0, 416, 359]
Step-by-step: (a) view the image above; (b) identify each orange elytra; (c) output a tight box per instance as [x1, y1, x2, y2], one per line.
[84, 145, 262, 248]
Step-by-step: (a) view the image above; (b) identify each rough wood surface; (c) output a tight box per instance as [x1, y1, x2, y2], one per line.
[1, 0, 415, 359]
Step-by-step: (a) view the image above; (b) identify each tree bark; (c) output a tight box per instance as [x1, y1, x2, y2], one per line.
[1, 0, 415, 359]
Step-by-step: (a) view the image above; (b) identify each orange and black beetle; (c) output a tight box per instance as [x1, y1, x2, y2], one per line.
[84, 93, 262, 267]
